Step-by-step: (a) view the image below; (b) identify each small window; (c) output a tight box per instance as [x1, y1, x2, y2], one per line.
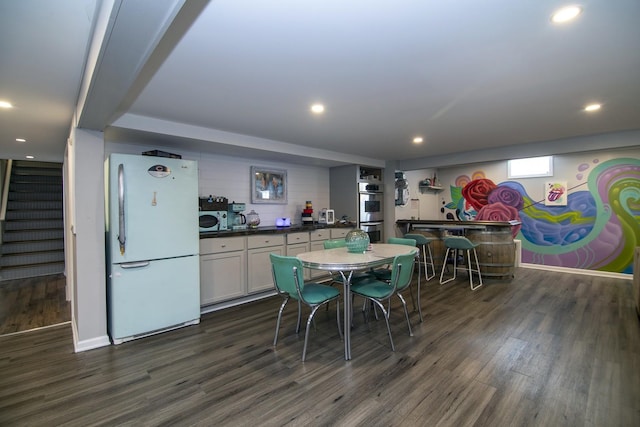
[507, 156, 553, 178]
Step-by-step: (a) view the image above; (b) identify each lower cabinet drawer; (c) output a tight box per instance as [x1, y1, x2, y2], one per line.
[200, 236, 245, 254]
[330, 228, 353, 239]
[247, 234, 285, 249]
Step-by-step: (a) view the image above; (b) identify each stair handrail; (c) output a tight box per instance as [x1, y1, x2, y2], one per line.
[1, 159, 12, 222]
[0, 159, 11, 246]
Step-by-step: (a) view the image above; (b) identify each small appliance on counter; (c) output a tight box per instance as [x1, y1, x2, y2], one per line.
[199, 195, 228, 231]
[246, 210, 261, 228]
[276, 217, 291, 227]
[318, 208, 335, 225]
[228, 201, 247, 230]
[301, 200, 314, 225]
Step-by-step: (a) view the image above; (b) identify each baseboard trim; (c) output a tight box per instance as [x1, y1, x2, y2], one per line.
[71, 320, 111, 353]
[521, 263, 631, 280]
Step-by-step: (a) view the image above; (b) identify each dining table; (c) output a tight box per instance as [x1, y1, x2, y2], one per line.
[297, 243, 418, 360]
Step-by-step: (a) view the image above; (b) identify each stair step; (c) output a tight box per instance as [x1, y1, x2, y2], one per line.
[0, 251, 65, 267]
[6, 200, 63, 210]
[2, 240, 65, 254]
[5, 210, 63, 220]
[5, 220, 64, 231]
[8, 191, 63, 201]
[12, 160, 62, 169]
[10, 174, 63, 184]
[1, 160, 65, 281]
[3, 229, 65, 242]
[0, 262, 65, 281]
[9, 183, 63, 193]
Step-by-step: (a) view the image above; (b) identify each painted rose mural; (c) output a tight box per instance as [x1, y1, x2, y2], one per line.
[443, 157, 640, 274]
[447, 176, 522, 237]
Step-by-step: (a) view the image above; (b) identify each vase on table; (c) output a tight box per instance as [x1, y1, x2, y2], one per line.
[345, 229, 370, 253]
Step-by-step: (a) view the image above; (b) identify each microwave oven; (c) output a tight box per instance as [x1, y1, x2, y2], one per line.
[199, 211, 228, 232]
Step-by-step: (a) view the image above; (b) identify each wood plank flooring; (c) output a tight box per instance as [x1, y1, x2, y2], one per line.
[0, 273, 70, 335]
[1, 268, 639, 426]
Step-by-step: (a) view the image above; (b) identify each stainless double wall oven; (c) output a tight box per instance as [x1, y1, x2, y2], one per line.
[358, 182, 383, 243]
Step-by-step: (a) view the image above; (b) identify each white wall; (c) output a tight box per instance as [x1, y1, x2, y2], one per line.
[68, 127, 110, 352]
[394, 169, 440, 221]
[105, 143, 331, 226]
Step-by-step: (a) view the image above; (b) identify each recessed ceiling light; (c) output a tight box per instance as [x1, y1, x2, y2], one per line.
[16, 138, 26, 142]
[413, 137, 423, 144]
[551, 5, 582, 23]
[584, 103, 601, 112]
[0, 100, 13, 109]
[310, 103, 325, 114]
[25, 155, 34, 159]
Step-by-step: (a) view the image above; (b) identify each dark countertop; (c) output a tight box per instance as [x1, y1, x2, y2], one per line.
[200, 222, 356, 239]
[396, 219, 521, 233]
[396, 219, 520, 227]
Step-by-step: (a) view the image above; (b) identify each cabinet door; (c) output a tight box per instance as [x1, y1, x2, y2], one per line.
[200, 250, 247, 305]
[309, 240, 331, 280]
[286, 242, 311, 280]
[248, 245, 284, 293]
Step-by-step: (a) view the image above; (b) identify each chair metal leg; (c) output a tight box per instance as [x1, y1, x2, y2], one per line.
[295, 300, 302, 333]
[273, 296, 289, 346]
[424, 242, 436, 281]
[302, 305, 322, 362]
[396, 293, 413, 337]
[467, 248, 483, 291]
[370, 299, 395, 351]
[440, 248, 458, 285]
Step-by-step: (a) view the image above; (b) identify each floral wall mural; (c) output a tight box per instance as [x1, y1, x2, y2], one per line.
[443, 157, 640, 274]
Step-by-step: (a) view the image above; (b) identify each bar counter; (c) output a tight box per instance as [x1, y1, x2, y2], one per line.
[396, 219, 520, 279]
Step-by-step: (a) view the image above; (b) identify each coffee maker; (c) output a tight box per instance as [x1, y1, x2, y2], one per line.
[228, 202, 247, 230]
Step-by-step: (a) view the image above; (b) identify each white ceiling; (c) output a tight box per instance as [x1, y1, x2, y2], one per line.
[2, 0, 639, 166]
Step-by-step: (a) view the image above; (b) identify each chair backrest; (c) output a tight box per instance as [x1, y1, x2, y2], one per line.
[388, 237, 417, 247]
[443, 236, 478, 250]
[323, 239, 347, 249]
[270, 253, 305, 300]
[389, 252, 417, 292]
[403, 233, 431, 245]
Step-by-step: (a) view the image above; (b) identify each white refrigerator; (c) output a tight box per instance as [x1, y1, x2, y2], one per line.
[105, 153, 200, 344]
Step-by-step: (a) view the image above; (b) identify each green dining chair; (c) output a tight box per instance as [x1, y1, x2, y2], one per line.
[270, 253, 342, 361]
[369, 237, 418, 314]
[370, 237, 417, 281]
[323, 238, 370, 287]
[350, 251, 417, 351]
[323, 239, 347, 249]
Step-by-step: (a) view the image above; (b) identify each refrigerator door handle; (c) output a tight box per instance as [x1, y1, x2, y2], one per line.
[118, 163, 126, 254]
[120, 261, 150, 269]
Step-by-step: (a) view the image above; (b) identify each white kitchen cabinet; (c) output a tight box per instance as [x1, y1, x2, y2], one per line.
[286, 232, 311, 279]
[309, 229, 331, 279]
[247, 234, 285, 294]
[199, 237, 246, 305]
[330, 228, 353, 239]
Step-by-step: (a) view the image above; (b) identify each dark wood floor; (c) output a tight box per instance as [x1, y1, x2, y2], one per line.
[1, 268, 638, 426]
[0, 273, 70, 335]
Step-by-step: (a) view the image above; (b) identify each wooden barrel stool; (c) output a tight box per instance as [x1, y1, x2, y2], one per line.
[466, 229, 515, 279]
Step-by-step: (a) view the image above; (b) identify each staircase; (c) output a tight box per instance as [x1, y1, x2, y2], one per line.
[1, 161, 65, 281]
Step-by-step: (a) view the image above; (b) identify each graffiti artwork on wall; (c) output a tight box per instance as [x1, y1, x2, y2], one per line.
[444, 158, 640, 274]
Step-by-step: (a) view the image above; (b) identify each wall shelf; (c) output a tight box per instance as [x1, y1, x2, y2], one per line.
[418, 185, 443, 193]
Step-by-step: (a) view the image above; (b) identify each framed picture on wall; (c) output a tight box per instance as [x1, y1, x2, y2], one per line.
[544, 181, 567, 206]
[251, 166, 287, 204]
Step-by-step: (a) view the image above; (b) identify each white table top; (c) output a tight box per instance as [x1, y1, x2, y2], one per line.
[297, 243, 417, 271]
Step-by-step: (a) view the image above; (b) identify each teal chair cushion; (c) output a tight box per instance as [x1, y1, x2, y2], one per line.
[300, 283, 341, 304]
[351, 279, 395, 299]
